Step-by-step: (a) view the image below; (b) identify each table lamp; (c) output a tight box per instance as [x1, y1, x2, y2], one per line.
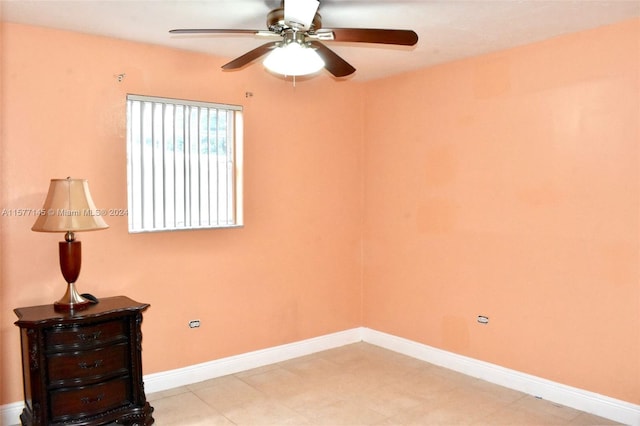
[32, 177, 108, 311]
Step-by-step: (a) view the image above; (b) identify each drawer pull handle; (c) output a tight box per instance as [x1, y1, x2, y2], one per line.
[80, 393, 104, 405]
[77, 331, 102, 341]
[78, 359, 104, 369]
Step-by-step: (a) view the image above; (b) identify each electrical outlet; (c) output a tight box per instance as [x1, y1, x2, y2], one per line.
[188, 319, 201, 328]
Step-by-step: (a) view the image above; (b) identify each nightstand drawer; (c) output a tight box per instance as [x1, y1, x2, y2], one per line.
[50, 376, 130, 422]
[46, 320, 127, 350]
[48, 343, 129, 386]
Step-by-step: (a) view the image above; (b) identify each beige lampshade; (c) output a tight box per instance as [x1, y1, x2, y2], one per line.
[32, 178, 109, 232]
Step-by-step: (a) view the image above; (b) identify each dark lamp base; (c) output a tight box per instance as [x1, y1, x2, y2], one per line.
[55, 238, 90, 311]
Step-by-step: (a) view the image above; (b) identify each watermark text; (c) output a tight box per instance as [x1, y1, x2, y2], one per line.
[1, 208, 128, 217]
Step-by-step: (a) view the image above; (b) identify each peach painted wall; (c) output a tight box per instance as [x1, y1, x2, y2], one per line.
[2, 17, 638, 410]
[363, 18, 639, 404]
[0, 23, 364, 405]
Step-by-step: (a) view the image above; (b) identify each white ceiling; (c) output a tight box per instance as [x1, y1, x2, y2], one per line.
[2, 0, 639, 81]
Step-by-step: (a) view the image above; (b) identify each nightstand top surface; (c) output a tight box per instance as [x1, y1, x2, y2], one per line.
[14, 296, 149, 326]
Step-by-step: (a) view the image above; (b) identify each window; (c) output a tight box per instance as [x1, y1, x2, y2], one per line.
[126, 95, 243, 233]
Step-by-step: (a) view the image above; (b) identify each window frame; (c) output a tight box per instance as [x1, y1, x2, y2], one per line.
[126, 94, 243, 233]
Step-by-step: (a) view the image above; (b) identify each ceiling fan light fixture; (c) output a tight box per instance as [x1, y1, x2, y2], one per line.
[263, 42, 324, 76]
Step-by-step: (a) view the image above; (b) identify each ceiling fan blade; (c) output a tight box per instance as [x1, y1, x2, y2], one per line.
[222, 42, 278, 70]
[317, 28, 418, 46]
[170, 29, 262, 35]
[284, 0, 319, 30]
[309, 41, 355, 77]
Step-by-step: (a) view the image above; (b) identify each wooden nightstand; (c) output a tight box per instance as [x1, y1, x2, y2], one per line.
[14, 296, 154, 425]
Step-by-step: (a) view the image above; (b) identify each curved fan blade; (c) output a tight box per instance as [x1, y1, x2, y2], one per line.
[170, 29, 261, 35]
[222, 42, 278, 70]
[309, 41, 355, 77]
[317, 28, 418, 46]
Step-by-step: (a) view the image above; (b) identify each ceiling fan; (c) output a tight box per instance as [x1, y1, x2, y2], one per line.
[169, 0, 418, 78]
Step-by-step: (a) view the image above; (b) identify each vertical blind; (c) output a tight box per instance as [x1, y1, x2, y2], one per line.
[126, 95, 243, 233]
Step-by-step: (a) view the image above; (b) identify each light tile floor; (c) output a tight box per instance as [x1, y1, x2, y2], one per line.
[146, 343, 620, 425]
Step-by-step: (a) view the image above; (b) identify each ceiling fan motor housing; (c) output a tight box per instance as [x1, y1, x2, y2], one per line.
[267, 7, 322, 34]
[280, 30, 309, 48]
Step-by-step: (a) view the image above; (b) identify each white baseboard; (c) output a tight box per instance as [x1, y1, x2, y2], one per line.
[3, 327, 638, 426]
[0, 402, 22, 426]
[361, 327, 640, 426]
